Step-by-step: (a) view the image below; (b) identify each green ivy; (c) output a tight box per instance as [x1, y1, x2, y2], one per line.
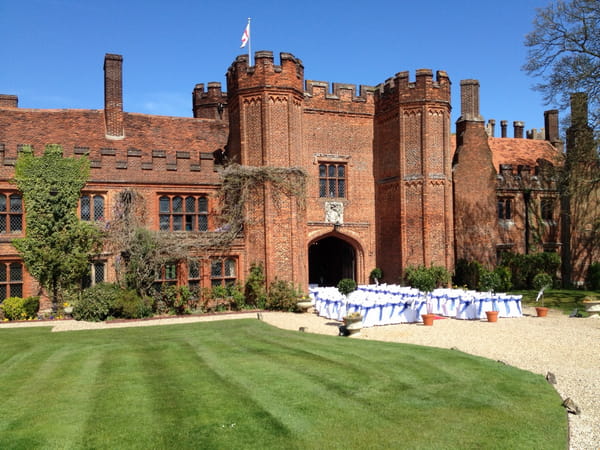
[12, 144, 102, 307]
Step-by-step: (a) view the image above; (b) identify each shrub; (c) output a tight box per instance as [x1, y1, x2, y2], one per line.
[265, 279, 302, 312]
[72, 283, 120, 322]
[453, 259, 482, 290]
[532, 272, 553, 291]
[478, 266, 512, 293]
[405, 265, 450, 292]
[152, 284, 193, 315]
[500, 252, 560, 289]
[0, 297, 27, 320]
[586, 262, 600, 290]
[244, 262, 267, 308]
[337, 278, 357, 296]
[1, 296, 39, 320]
[199, 284, 246, 312]
[112, 289, 153, 319]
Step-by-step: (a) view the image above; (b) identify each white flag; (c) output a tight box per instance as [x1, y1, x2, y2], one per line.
[240, 21, 250, 48]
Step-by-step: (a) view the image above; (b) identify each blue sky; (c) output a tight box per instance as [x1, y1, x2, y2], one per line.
[1, 0, 553, 133]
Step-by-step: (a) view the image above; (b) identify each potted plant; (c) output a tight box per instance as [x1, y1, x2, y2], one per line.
[405, 265, 438, 326]
[370, 268, 383, 286]
[421, 297, 436, 326]
[533, 272, 553, 317]
[337, 278, 361, 334]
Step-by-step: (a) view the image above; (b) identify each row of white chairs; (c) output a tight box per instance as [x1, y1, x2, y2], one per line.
[310, 285, 522, 327]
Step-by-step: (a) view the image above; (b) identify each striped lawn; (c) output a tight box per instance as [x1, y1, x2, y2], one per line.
[0, 319, 567, 449]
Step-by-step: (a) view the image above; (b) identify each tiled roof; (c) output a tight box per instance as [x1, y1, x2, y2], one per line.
[488, 137, 563, 170]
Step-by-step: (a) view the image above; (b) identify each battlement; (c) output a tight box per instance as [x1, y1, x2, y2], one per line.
[304, 80, 376, 103]
[496, 161, 558, 191]
[226, 51, 304, 94]
[0, 142, 221, 184]
[375, 69, 451, 108]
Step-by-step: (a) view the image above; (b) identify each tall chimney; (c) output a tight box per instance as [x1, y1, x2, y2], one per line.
[570, 93, 588, 128]
[501, 120, 508, 137]
[544, 109, 561, 146]
[513, 121, 524, 138]
[104, 54, 124, 138]
[458, 80, 483, 122]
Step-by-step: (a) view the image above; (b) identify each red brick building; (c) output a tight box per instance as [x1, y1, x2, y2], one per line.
[0, 51, 595, 302]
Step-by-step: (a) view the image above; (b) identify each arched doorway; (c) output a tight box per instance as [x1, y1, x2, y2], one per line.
[309, 236, 356, 286]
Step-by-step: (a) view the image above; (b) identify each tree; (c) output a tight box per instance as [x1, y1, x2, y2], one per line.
[523, 0, 600, 137]
[12, 144, 102, 308]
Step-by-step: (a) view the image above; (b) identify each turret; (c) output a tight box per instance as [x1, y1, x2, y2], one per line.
[193, 82, 228, 120]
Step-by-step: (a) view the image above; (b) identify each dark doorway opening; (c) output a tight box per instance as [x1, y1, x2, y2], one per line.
[309, 236, 356, 286]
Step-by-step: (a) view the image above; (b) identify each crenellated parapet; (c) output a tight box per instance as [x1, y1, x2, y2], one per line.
[226, 51, 304, 96]
[375, 69, 451, 113]
[496, 161, 559, 192]
[305, 80, 376, 103]
[193, 82, 228, 120]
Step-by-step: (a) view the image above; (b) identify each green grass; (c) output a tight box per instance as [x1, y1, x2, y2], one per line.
[0, 320, 567, 449]
[515, 288, 600, 315]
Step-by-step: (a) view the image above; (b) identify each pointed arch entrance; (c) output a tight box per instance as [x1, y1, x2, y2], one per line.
[309, 235, 356, 287]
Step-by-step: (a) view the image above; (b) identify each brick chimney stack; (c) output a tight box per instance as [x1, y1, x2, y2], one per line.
[513, 121, 524, 138]
[544, 109, 562, 150]
[104, 54, 124, 138]
[570, 92, 588, 127]
[458, 80, 483, 122]
[501, 120, 508, 137]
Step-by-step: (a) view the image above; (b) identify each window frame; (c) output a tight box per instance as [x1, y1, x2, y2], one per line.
[0, 192, 24, 235]
[81, 261, 107, 289]
[0, 261, 23, 301]
[210, 257, 237, 287]
[79, 193, 106, 222]
[540, 197, 556, 224]
[318, 162, 347, 199]
[497, 196, 513, 221]
[158, 194, 209, 232]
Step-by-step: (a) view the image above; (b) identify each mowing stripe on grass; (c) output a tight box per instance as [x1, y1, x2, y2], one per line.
[0, 319, 567, 449]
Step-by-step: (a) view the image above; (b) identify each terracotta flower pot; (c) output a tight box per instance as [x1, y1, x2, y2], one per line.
[421, 313, 435, 326]
[485, 310, 499, 322]
[535, 306, 549, 317]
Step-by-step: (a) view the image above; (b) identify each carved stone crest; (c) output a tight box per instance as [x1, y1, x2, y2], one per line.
[325, 202, 344, 225]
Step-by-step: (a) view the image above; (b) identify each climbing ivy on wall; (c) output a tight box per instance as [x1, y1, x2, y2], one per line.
[12, 144, 102, 308]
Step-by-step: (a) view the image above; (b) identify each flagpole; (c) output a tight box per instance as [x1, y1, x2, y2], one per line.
[247, 18, 252, 67]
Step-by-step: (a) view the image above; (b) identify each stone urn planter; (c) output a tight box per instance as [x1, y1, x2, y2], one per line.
[296, 301, 313, 312]
[485, 310, 499, 322]
[342, 312, 362, 335]
[582, 297, 600, 317]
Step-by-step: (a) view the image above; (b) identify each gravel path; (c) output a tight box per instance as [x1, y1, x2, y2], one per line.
[3, 307, 598, 449]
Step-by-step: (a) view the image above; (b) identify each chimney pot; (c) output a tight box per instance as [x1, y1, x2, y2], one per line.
[513, 121, 524, 139]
